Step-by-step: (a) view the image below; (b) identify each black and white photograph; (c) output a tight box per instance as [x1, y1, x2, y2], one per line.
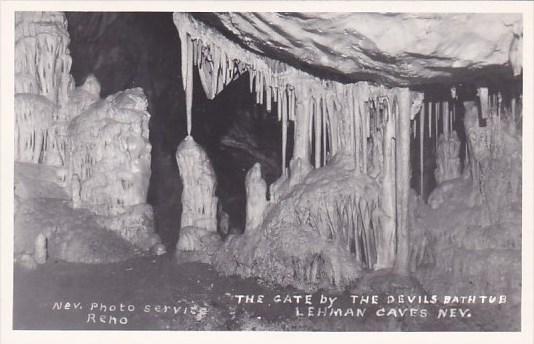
[1, 1, 533, 342]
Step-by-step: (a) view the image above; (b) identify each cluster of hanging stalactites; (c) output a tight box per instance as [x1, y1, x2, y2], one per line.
[173, 13, 415, 177]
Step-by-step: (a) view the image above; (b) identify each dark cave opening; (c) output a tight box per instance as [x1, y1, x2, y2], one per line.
[190, 71, 284, 234]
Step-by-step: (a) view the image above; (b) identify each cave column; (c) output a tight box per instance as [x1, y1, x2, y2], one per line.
[394, 88, 412, 275]
[292, 92, 311, 164]
[376, 94, 396, 269]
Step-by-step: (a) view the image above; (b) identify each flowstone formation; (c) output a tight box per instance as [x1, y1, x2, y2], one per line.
[14, 12, 160, 268]
[15, 12, 74, 166]
[68, 86, 157, 251]
[434, 131, 461, 185]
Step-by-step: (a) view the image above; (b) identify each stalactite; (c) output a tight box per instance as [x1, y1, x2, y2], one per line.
[266, 85, 272, 112]
[478, 87, 489, 119]
[289, 88, 295, 121]
[362, 102, 368, 174]
[511, 97, 516, 123]
[185, 35, 193, 136]
[277, 88, 282, 121]
[322, 97, 327, 166]
[419, 102, 425, 198]
[442, 101, 449, 138]
[282, 89, 288, 176]
[435, 103, 439, 151]
[314, 98, 321, 168]
[413, 117, 417, 140]
[429, 103, 432, 138]
[249, 70, 254, 93]
[452, 101, 456, 123]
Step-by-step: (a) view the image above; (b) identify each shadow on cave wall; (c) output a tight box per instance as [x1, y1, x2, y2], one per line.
[66, 12, 282, 248]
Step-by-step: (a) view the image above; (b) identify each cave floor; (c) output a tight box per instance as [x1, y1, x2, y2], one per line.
[13, 254, 516, 331]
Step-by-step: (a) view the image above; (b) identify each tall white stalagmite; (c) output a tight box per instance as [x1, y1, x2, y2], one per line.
[245, 163, 268, 232]
[175, 136, 218, 232]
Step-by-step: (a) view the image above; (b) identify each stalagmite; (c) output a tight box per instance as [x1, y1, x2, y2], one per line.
[175, 136, 218, 232]
[34, 233, 48, 264]
[245, 163, 268, 232]
[435, 130, 461, 184]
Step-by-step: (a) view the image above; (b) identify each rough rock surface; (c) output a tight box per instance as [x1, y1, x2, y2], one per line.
[192, 13, 522, 86]
[14, 162, 141, 266]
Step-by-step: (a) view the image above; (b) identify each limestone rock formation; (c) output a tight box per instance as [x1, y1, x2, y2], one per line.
[14, 12, 160, 266]
[68, 87, 152, 216]
[15, 12, 75, 166]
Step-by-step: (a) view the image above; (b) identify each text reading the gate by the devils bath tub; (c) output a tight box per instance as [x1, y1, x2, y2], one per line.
[231, 294, 508, 319]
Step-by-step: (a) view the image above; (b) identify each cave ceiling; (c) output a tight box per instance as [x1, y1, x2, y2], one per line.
[192, 12, 522, 87]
